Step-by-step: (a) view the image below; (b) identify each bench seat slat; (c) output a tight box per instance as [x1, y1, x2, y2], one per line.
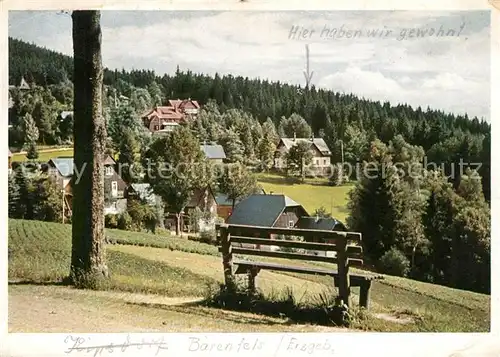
[233, 260, 384, 284]
[224, 247, 340, 264]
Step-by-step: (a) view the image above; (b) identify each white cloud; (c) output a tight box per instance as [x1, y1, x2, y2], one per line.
[318, 67, 489, 120]
[319, 66, 403, 99]
[8, 10, 490, 121]
[422, 72, 466, 90]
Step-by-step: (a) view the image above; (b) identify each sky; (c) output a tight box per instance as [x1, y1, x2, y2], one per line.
[8, 10, 490, 121]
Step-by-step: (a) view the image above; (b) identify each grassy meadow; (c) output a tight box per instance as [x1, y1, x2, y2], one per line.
[8, 219, 490, 332]
[256, 173, 353, 222]
[11, 147, 74, 162]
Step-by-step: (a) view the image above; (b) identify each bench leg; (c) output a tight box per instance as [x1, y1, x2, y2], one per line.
[247, 268, 260, 294]
[248, 268, 261, 294]
[359, 280, 372, 309]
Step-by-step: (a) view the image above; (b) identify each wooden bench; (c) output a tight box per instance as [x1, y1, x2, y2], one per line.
[216, 223, 384, 309]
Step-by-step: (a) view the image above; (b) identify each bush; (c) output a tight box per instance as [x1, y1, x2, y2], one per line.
[127, 199, 158, 232]
[378, 247, 410, 277]
[329, 163, 344, 186]
[105, 214, 118, 229]
[187, 230, 217, 245]
[117, 212, 133, 231]
[200, 230, 216, 244]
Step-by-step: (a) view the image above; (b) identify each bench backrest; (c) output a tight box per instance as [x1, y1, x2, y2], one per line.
[216, 223, 364, 267]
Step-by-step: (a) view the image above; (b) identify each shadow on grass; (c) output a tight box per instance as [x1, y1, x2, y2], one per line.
[199, 283, 356, 328]
[257, 175, 302, 186]
[257, 174, 333, 187]
[125, 300, 291, 327]
[8, 279, 69, 286]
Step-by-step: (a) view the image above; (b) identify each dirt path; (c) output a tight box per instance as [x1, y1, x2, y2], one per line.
[9, 285, 355, 333]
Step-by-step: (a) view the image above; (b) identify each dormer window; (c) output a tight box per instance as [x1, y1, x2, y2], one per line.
[105, 166, 113, 176]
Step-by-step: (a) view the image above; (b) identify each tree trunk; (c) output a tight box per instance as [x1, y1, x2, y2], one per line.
[175, 213, 181, 236]
[70, 11, 108, 288]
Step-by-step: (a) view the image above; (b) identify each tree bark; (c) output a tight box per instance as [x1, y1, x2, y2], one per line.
[70, 11, 108, 288]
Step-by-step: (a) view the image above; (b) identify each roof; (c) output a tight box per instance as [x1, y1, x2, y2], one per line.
[201, 144, 226, 159]
[279, 137, 331, 156]
[19, 77, 30, 90]
[168, 99, 200, 110]
[186, 186, 216, 208]
[227, 194, 307, 227]
[49, 157, 74, 177]
[103, 155, 116, 166]
[294, 216, 346, 231]
[142, 106, 184, 121]
[48, 155, 115, 177]
[129, 183, 156, 205]
[215, 193, 235, 206]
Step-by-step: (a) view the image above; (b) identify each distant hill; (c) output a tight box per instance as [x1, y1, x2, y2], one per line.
[9, 36, 491, 200]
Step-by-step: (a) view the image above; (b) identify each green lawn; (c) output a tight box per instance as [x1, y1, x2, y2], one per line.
[8, 219, 490, 332]
[8, 219, 216, 296]
[11, 148, 74, 162]
[256, 173, 353, 222]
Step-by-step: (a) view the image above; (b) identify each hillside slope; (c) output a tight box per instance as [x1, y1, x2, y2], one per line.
[8, 219, 490, 332]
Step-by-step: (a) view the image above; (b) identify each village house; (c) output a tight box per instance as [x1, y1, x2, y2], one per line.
[9, 76, 31, 91]
[44, 155, 128, 216]
[161, 186, 218, 233]
[125, 183, 158, 206]
[215, 187, 266, 221]
[227, 193, 309, 228]
[200, 143, 226, 164]
[274, 134, 332, 175]
[227, 193, 309, 250]
[294, 216, 347, 257]
[9, 77, 31, 109]
[141, 98, 200, 134]
[215, 194, 235, 221]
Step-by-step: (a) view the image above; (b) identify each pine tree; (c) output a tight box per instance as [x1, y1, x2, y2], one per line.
[241, 123, 255, 161]
[26, 141, 39, 161]
[23, 112, 39, 148]
[257, 131, 276, 171]
[219, 128, 244, 164]
[8, 172, 20, 218]
[13, 165, 29, 219]
[118, 128, 141, 184]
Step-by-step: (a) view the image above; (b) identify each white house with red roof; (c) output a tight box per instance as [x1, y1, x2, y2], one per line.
[141, 98, 200, 133]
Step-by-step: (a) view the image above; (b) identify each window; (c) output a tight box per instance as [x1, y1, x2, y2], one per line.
[105, 166, 113, 176]
[288, 220, 294, 228]
[154, 125, 159, 131]
[323, 159, 327, 165]
[111, 181, 118, 197]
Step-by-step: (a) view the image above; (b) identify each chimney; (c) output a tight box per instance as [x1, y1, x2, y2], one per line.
[293, 132, 296, 141]
[315, 215, 320, 223]
[311, 133, 314, 142]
